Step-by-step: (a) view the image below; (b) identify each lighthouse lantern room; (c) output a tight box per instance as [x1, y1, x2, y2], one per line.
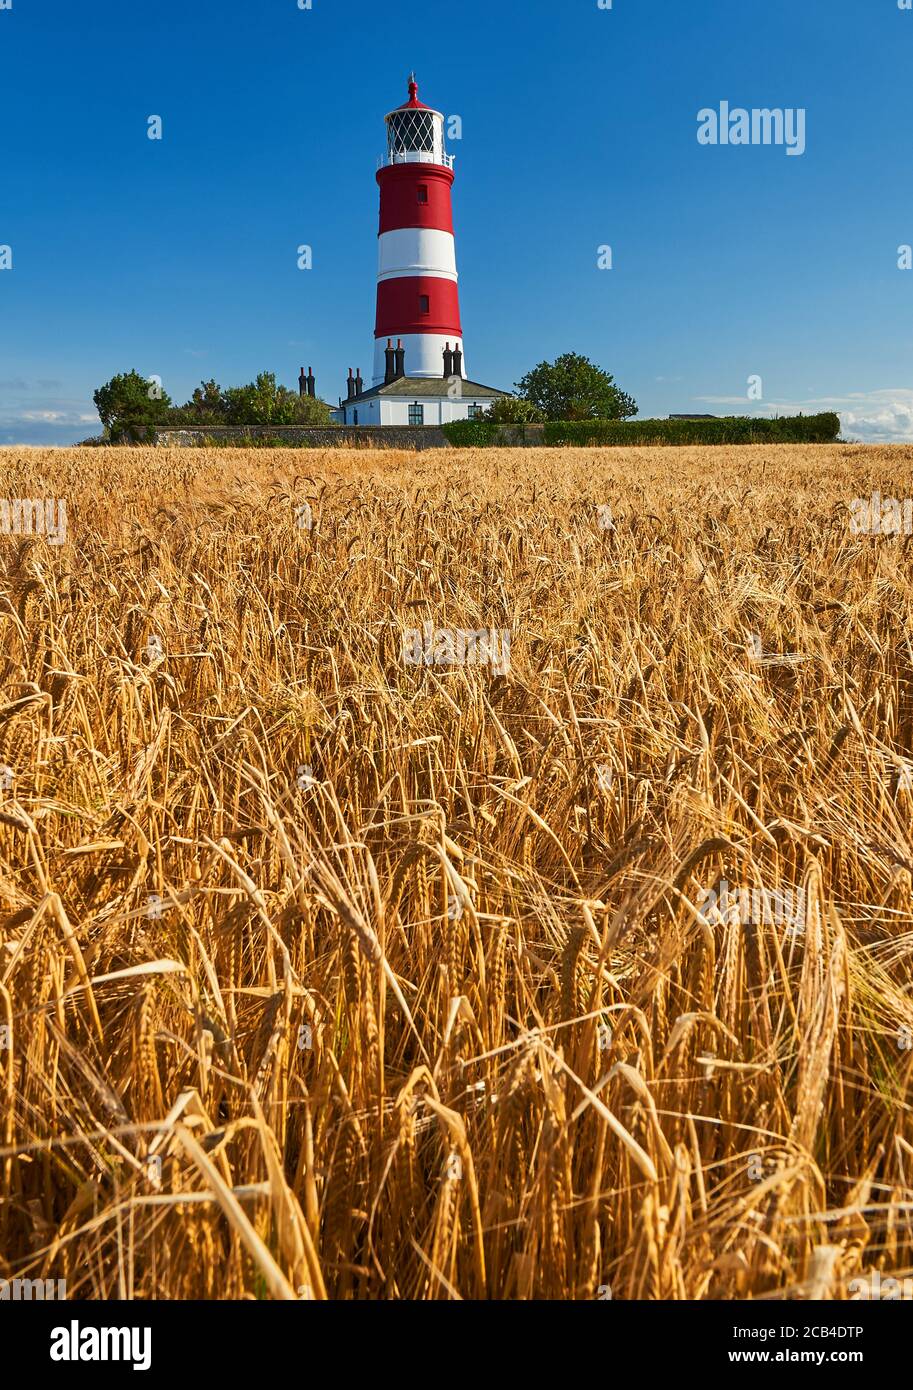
[332, 75, 508, 427]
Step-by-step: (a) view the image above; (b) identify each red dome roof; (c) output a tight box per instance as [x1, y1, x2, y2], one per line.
[395, 74, 433, 111]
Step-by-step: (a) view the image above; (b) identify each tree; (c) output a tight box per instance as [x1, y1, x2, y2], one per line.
[485, 395, 544, 423]
[515, 353, 637, 422]
[284, 392, 332, 425]
[221, 372, 331, 426]
[93, 370, 173, 442]
[189, 379, 225, 420]
[162, 379, 227, 426]
[95, 370, 333, 437]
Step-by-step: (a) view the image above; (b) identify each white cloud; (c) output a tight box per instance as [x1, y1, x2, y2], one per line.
[0, 383, 100, 443]
[836, 393, 913, 443]
[691, 389, 913, 443]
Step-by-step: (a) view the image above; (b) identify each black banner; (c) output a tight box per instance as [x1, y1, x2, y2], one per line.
[1, 1297, 901, 1378]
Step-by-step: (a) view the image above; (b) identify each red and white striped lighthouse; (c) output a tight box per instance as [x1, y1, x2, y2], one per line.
[373, 75, 465, 384]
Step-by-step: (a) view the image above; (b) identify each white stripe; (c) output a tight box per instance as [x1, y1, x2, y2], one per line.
[378, 268, 457, 283]
[378, 227, 457, 282]
[372, 333, 467, 384]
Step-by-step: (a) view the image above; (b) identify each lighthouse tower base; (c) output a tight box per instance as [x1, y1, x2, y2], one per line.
[373, 334, 466, 384]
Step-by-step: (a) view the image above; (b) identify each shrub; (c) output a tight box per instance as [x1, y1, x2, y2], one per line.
[542, 413, 841, 447]
[485, 396, 544, 424]
[442, 419, 500, 447]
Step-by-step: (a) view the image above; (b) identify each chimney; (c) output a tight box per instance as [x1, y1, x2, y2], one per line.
[346, 368, 356, 400]
[384, 339, 396, 384]
[307, 367, 316, 398]
[355, 368, 363, 395]
[395, 338, 405, 378]
[299, 367, 307, 398]
[442, 342, 453, 378]
[452, 344, 463, 379]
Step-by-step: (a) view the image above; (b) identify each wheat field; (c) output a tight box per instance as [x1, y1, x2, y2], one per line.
[1, 442, 912, 1301]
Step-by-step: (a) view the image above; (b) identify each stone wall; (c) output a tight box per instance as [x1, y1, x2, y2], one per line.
[153, 425, 449, 449]
[152, 424, 549, 449]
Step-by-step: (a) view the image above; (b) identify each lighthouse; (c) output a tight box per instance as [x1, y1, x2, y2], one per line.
[374, 73, 464, 384]
[333, 75, 508, 427]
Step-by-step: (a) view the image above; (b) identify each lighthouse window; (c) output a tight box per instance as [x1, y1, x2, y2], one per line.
[468, 405, 484, 420]
[388, 109, 436, 159]
[419, 295, 430, 316]
[409, 404, 424, 425]
[417, 185, 428, 204]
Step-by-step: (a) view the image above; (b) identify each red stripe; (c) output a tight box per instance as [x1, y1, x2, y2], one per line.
[374, 276, 462, 337]
[377, 164, 454, 235]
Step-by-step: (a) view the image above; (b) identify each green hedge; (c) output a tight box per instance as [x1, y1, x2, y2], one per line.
[542, 413, 840, 447]
[441, 419, 501, 447]
[442, 413, 841, 448]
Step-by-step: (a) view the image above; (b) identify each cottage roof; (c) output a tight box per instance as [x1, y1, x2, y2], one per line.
[343, 375, 508, 406]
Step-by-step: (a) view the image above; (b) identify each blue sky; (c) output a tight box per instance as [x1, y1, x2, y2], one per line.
[1, 0, 911, 444]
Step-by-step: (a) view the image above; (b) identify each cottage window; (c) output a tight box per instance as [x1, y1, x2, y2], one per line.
[409, 403, 424, 425]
